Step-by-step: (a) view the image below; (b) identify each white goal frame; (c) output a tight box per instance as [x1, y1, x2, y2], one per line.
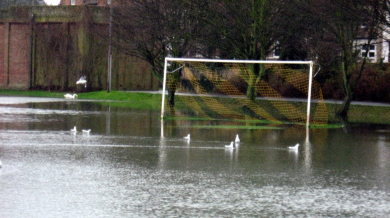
[161, 57, 314, 127]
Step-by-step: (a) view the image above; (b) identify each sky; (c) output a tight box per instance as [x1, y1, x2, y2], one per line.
[44, 0, 61, 5]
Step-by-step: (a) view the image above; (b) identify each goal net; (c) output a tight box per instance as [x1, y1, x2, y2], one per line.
[161, 58, 328, 127]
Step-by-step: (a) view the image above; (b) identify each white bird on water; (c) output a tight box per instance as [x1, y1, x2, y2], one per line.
[288, 143, 300, 151]
[82, 129, 91, 135]
[225, 141, 234, 149]
[235, 134, 240, 143]
[76, 76, 87, 88]
[183, 134, 190, 141]
[70, 126, 77, 132]
[64, 93, 78, 99]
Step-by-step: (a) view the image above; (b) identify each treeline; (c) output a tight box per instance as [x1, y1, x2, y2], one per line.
[105, 0, 390, 116]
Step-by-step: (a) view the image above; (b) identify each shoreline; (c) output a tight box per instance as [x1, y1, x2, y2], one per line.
[0, 90, 389, 125]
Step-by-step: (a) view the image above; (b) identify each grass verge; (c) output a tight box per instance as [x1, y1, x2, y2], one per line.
[0, 90, 162, 110]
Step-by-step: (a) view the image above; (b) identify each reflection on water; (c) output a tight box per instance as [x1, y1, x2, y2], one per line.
[0, 97, 389, 217]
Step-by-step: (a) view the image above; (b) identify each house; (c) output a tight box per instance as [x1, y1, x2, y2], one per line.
[267, 16, 390, 63]
[59, 0, 111, 6]
[354, 21, 390, 63]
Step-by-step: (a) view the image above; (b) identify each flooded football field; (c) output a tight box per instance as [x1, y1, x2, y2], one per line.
[0, 96, 389, 217]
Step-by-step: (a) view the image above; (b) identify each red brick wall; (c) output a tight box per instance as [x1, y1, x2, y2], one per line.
[8, 23, 31, 90]
[97, 0, 109, 6]
[0, 23, 8, 88]
[0, 7, 158, 91]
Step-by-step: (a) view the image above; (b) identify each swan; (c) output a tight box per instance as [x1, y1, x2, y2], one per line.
[82, 129, 91, 135]
[183, 134, 190, 141]
[225, 141, 234, 149]
[288, 143, 300, 151]
[76, 76, 87, 88]
[70, 126, 77, 132]
[64, 93, 78, 99]
[235, 134, 240, 143]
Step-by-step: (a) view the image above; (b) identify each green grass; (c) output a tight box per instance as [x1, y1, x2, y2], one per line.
[0, 90, 162, 110]
[0, 90, 389, 125]
[190, 125, 285, 130]
[326, 103, 390, 125]
[0, 90, 65, 98]
[79, 91, 162, 110]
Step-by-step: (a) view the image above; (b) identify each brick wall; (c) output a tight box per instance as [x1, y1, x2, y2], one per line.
[0, 23, 7, 88]
[9, 23, 31, 89]
[0, 6, 159, 91]
[0, 22, 31, 90]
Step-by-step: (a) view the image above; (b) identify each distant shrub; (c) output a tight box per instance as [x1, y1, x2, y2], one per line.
[320, 64, 390, 103]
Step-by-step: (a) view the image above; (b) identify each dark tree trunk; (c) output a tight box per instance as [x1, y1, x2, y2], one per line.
[246, 63, 261, 101]
[337, 89, 353, 118]
[168, 90, 175, 106]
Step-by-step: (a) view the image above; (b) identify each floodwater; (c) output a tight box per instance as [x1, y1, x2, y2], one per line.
[0, 96, 389, 217]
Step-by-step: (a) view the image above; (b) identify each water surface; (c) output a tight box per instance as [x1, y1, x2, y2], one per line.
[0, 96, 389, 217]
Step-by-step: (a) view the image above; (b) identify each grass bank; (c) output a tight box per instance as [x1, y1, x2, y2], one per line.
[0, 90, 389, 125]
[0, 90, 162, 110]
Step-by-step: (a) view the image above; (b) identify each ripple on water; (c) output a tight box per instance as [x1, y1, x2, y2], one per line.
[107, 169, 390, 217]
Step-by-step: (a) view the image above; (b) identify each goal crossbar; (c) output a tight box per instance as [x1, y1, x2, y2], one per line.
[161, 58, 315, 127]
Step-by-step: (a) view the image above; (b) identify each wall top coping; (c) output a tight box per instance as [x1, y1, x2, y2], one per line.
[0, 6, 109, 23]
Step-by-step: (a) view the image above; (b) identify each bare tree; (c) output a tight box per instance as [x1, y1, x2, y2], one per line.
[198, 0, 295, 101]
[301, 0, 386, 118]
[110, 0, 201, 105]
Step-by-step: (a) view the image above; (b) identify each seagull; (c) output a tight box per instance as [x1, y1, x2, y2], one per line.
[183, 134, 190, 141]
[64, 93, 78, 99]
[0, 160, 2, 168]
[225, 141, 234, 149]
[70, 126, 77, 132]
[288, 143, 300, 151]
[82, 129, 91, 135]
[235, 134, 240, 143]
[76, 76, 87, 88]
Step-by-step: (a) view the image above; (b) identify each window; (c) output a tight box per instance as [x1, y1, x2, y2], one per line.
[83, 0, 98, 5]
[360, 21, 368, 29]
[361, 44, 375, 58]
[273, 44, 281, 58]
[71, 0, 75, 5]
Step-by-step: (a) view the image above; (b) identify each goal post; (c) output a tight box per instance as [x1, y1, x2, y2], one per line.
[161, 57, 328, 127]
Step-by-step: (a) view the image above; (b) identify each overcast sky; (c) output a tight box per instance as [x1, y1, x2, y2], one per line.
[44, 0, 60, 5]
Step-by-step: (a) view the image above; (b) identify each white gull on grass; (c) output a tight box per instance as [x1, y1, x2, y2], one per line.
[64, 93, 78, 99]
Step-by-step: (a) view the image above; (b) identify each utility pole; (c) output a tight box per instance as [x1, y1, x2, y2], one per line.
[107, 0, 113, 93]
